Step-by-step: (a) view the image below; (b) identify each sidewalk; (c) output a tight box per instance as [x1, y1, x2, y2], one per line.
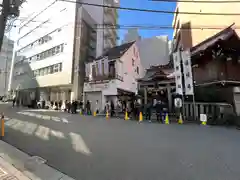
[0, 156, 30, 180]
[0, 141, 75, 180]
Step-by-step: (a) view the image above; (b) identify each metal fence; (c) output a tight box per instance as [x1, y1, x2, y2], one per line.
[183, 102, 235, 125]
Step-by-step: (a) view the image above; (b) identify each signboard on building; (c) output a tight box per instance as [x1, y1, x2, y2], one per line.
[173, 51, 183, 95]
[181, 50, 194, 95]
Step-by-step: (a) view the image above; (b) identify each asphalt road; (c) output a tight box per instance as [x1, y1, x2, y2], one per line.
[0, 104, 240, 180]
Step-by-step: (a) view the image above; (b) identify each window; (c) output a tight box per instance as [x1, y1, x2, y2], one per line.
[53, 64, 59, 73]
[33, 63, 62, 77]
[136, 66, 139, 74]
[48, 66, 53, 74]
[25, 44, 64, 62]
[17, 27, 64, 54]
[132, 59, 135, 66]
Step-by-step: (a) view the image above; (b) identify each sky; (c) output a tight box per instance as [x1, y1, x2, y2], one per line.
[118, 0, 176, 41]
[7, 0, 177, 42]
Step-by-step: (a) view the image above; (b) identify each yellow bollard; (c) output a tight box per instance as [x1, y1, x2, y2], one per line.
[165, 113, 169, 124]
[125, 111, 129, 120]
[106, 111, 109, 120]
[201, 121, 207, 125]
[139, 112, 143, 122]
[1, 113, 4, 138]
[178, 113, 183, 124]
[93, 111, 96, 117]
[79, 109, 82, 115]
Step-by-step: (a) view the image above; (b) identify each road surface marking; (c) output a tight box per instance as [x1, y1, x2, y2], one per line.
[62, 118, 69, 123]
[50, 130, 65, 139]
[69, 132, 92, 156]
[17, 111, 69, 124]
[35, 125, 50, 140]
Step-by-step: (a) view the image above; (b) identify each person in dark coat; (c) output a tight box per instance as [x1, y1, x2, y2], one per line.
[145, 100, 152, 122]
[71, 100, 77, 114]
[155, 100, 163, 123]
[12, 96, 16, 107]
[86, 100, 91, 115]
[110, 100, 115, 117]
[66, 101, 71, 113]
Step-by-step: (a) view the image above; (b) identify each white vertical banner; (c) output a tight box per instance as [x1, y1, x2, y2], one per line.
[182, 50, 194, 95]
[173, 51, 183, 95]
[104, 57, 109, 76]
[89, 62, 93, 81]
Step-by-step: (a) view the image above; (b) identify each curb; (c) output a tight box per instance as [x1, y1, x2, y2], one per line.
[0, 140, 75, 180]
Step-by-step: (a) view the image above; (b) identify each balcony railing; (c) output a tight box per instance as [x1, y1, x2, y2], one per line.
[85, 73, 123, 82]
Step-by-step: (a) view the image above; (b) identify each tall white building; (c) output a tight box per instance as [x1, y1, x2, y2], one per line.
[0, 36, 14, 97]
[9, 0, 119, 104]
[122, 29, 170, 69]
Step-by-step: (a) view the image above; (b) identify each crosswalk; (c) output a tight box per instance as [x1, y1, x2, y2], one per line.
[16, 111, 69, 124]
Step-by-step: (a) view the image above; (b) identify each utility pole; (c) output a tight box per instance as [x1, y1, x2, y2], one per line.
[0, 0, 10, 52]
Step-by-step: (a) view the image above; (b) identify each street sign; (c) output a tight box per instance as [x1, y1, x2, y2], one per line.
[182, 50, 194, 95]
[200, 114, 207, 122]
[173, 51, 183, 95]
[174, 97, 182, 108]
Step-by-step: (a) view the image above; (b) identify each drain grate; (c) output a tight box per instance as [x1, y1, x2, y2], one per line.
[0, 167, 7, 177]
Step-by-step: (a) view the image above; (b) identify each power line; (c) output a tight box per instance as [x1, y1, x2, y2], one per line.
[20, 0, 58, 30]
[7, 22, 240, 30]
[59, 0, 240, 16]
[151, 0, 240, 3]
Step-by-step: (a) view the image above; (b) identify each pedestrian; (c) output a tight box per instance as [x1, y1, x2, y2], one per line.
[86, 100, 91, 115]
[12, 95, 16, 107]
[155, 100, 163, 123]
[67, 101, 71, 113]
[95, 100, 99, 114]
[134, 100, 141, 120]
[145, 100, 152, 122]
[105, 101, 110, 115]
[110, 100, 115, 117]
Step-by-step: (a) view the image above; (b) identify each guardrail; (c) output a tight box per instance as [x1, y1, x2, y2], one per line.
[183, 102, 235, 125]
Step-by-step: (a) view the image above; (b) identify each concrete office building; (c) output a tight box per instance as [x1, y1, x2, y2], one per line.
[0, 36, 14, 97]
[103, 0, 119, 50]
[122, 29, 170, 69]
[9, 0, 119, 104]
[172, 0, 240, 50]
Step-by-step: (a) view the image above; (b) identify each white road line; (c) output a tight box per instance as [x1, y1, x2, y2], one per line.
[62, 118, 69, 123]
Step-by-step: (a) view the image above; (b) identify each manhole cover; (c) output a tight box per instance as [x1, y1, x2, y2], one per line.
[0, 167, 7, 177]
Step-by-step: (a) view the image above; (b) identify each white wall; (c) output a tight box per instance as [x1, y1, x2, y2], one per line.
[10, 0, 76, 90]
[116, 43, 145, 93]
[84, 43, 145, 96]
